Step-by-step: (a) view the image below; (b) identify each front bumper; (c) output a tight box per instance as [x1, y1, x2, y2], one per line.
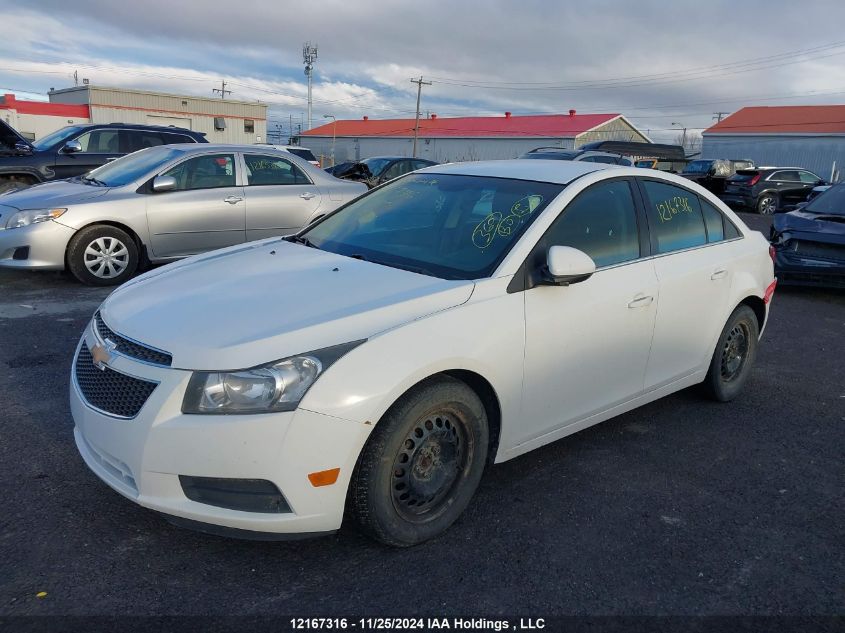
[70, 321, 373, 536]
[0, 219, 74, 269]
[773, 248, 845, 288]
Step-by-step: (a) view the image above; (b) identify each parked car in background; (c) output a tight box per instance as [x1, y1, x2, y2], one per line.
[0, 144, 366, 285]
[519, 147, 633, 165]
[770, 183, 845, 288]
[330, 156, 438, 189]
[70, 160, 774, 546]
[270, 145, 321, 168]
[805, 184, 831, 204]
[0, 121, 207, 194]
[721, 167, 826, 214]
[680, 158, 755, 196]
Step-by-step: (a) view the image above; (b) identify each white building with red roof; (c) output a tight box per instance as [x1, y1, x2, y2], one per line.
[301, 110, 649, 164]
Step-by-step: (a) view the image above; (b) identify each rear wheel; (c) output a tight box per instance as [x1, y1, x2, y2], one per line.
[702, 305, 759, 402]
[348, 376, 489, 547]
[757, 194, 777, 215]
[66, 225, 139, 286]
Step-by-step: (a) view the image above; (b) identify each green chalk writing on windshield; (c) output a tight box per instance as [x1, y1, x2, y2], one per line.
[472, 194, 544, 249]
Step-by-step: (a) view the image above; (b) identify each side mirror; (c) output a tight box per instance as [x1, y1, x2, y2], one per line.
[152, 175, 177, 192]
[817, 179, 827, 186]
[13, 141, 32, 155]
[542, 246, 596, 286]
[62, 140, 82, 154]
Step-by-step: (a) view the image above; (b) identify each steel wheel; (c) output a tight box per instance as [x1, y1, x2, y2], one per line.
[391, 411, 467, 521]
[84, 236, 130, 279]
[720, 323, 749, 381]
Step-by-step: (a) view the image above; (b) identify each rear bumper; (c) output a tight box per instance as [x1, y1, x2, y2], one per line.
[720, 193, 754, 208]
[0, 220, 73, 269]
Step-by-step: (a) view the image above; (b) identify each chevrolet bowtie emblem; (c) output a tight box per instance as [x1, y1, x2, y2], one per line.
[90, 343, 112, 370]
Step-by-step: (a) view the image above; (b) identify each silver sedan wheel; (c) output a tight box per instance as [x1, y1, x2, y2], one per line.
[83, 237, 130, 279]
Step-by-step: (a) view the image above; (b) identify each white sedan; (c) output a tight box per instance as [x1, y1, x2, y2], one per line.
[70, 160, 776, 546]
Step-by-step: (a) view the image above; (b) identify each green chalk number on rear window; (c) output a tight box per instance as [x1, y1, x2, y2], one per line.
[655, 196, 695, 223]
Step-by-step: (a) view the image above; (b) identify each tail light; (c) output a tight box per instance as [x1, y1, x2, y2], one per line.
[764, 278, 777, 304]
[747, 173, 761, 186]
[769, 245, 776, 262]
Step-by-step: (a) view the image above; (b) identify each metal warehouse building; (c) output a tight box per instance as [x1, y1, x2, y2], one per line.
[301, 111, 650, 164]
[46, 85, 267, 144]
[702, 105, 845, 182]
[0, 93, 90, 140]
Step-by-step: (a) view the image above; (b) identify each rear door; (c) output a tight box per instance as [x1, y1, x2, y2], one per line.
[145, 152, 246, 258]
[637, 178, 735, 389]
[242, 152, 322, 241]
[768, 170, 804, 207]
[53, 128, 126, 179]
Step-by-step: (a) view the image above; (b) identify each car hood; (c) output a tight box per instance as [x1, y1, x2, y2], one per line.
[101, 240, 475, 370]
[0, 179, 111, 209]
[774, 210, 845, 241]
[0, 119, 32, 151]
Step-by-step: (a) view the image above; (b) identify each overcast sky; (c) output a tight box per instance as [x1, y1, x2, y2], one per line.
[4, 0, 845, 143]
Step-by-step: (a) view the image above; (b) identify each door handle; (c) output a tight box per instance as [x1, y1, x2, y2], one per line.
[711, 268, 728, 280]
[627, 295, 654, 308]
[299, 192, 317, 200]
[223, 196, 243, 204]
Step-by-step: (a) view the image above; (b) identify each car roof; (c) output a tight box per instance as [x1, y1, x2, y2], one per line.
[418, 159, 611, 184]
[73, 122, 200, 134]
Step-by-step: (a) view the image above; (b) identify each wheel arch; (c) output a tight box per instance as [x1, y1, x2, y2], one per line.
[737, 294, 766, 332]
[64, 220, 146, 267]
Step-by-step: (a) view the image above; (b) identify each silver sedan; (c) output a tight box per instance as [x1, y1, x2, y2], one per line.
[0, 144, 367, 285]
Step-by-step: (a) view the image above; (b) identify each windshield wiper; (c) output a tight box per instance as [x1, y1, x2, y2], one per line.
[285, 234, 319, 249]
[81, 176, 107, 186]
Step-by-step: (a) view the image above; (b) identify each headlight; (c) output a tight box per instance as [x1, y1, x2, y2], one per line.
[5, 208, 67, 229]
[181, 340, 364, 414]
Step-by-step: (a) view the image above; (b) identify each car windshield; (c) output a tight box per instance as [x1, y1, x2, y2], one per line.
[31, 125, 85, 151]
[683, 160, 713, 174]
[804, 184, 845, 216]
[301, 173, 564, 280]
[360, 157, 393, 176]
[82, 146, 186, 187]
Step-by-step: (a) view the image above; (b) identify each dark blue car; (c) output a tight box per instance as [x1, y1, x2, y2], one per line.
[770, 183, 845, 288]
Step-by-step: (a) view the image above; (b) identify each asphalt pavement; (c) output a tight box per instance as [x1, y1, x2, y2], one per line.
[0, 213, 842, 619]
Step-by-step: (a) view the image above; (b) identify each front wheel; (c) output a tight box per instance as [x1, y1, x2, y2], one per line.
[702, 305, 759, 402]
[348, 376, 489, 547]
[66, 225, 139, 286]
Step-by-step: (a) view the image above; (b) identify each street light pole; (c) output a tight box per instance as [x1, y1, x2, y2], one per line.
[323, 114, 336, 167]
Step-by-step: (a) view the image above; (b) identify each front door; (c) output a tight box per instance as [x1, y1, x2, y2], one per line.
[145, 152, 246, 258]
[519, 179, 658, 444]
[242, 153, 322, 241]
[53, 128, 124, 179]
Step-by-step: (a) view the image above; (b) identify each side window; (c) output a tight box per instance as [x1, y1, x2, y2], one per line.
[590, 155, 622, 165]
[380, 161, 407, 182]
[799, 171, 820, 184]
[700, 199, 725, 242]
[161, 132, 195, 144]
[545, 180, 640, 268]
[411, 160, 432, 171]
[641, 180, 707, 254]
[772, 170, 799, 182]
[74, 129, 121, 153]
[128, 131, 164, 152]
[724, 218, 741, 239]
[243, 154, 310, 186]
[162, 154, 236, 190]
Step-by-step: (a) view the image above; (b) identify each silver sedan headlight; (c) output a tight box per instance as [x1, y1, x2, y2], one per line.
[5, 208, 67, 229]
[181, 341, 364, 414]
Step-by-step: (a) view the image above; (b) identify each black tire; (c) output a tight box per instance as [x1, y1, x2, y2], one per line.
[348, 376, 489, 547]
[66, 225, 139, 286]
[756, 193, 777, 215]
[702, 305, 759, 402]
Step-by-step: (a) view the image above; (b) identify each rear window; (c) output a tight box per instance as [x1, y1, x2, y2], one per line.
[521, 151, 578, 160]
[288, 147, 317, 162]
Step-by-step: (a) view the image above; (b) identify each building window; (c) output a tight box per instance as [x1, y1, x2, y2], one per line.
[244, 119, 255, 134]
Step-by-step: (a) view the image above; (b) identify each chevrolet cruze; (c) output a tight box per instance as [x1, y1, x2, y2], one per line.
[70, 160, 776, 546]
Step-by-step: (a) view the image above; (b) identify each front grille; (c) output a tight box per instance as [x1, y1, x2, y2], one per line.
[75, 344, 158, 418]
[94, 312, 172, 367]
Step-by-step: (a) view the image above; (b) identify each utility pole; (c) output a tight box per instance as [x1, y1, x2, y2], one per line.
[303, 42, 318, 130]
[713, 111, 729, 123]
[212, 80, 232, 99]
[410, 76, 431, 158]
